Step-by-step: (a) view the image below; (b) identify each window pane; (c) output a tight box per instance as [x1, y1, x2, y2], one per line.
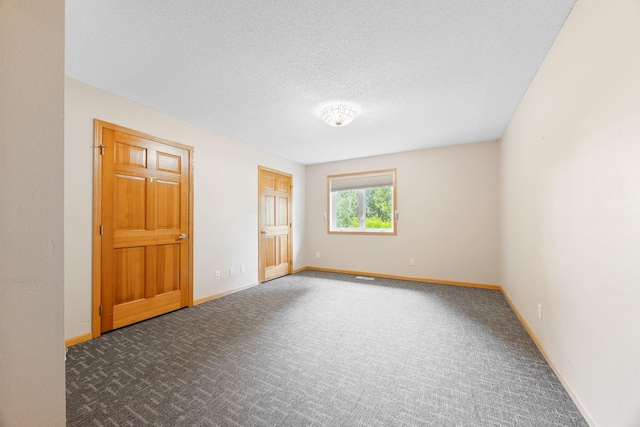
[335, 190, 360, 229]
[328, 169, 396, 235]
[365, 187, 392, 229]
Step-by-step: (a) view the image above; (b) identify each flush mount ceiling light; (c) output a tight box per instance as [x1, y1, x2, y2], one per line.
[320, 103, 359, 127]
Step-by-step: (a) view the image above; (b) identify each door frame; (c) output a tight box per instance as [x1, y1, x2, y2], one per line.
[92, 120, 194, 338]
[258, 166, 293, 283]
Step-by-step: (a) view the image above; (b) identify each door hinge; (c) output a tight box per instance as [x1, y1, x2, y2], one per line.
[100, 224, 104, 235]
[99, 305, 103, 316]
[95, 144, 108, 155]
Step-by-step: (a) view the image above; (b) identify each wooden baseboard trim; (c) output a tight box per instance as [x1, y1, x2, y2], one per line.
[501, 290, 597, 427]
[291, 267, 306, 274]
[193, 282, 260, 306]
[300, 266, 501, 290]
[65, 332, 93, 348]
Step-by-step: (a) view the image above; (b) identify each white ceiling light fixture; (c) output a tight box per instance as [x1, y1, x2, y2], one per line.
[320, 103, 359, 127]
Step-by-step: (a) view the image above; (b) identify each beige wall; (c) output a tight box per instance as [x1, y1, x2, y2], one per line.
[500, 0, 640, 425]
[53, 1, 640, 424]
[0, 0, 66, 424]
[65, 78, 306, 340]
[306, 141, 500, 285]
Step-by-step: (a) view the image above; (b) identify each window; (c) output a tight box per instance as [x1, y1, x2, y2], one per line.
[328, 169, 396, 235]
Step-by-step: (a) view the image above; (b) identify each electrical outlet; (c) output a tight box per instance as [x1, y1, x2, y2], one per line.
[229, 267, 234, 276]
[214, 270, 220, 279]
[316, 252, 320, 258]
[537, 303, 542, 320]
[241, 265, 245, 273]
[409, 258, 415, 266]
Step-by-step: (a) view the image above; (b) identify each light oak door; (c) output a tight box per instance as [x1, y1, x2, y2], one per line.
[95, 121, 193, 334]
[259, 167, 292, 282]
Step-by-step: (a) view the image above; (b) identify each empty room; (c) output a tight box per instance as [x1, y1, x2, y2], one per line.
[1, 0, 639, 426]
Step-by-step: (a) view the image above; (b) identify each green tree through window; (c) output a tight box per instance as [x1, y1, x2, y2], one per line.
[365, 187, 392, 228]
[336, 190, 359, 228]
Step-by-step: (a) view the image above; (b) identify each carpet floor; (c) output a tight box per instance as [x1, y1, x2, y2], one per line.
[66, 271, 587, 426]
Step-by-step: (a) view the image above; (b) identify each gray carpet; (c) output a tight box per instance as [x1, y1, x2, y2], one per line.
[66, 271, 587, 426]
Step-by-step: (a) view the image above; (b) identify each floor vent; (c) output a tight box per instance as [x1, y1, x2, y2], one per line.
[355, 276, 375, 281]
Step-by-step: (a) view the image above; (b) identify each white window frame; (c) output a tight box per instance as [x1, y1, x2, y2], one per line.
[327, 169, 397, 235]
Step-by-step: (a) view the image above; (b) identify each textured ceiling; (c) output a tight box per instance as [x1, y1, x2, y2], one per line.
[66, 0, 575, 165]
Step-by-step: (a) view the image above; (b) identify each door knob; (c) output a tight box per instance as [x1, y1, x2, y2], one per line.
[261, 230, 267, 234]
[176, 233, 188, 240]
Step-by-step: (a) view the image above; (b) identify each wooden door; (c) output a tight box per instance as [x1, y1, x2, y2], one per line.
[259, 167, 292, 282]
[94, 121, 193, 335]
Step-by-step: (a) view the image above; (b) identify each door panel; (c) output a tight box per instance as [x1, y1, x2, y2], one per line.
[264, 236, 276, 269]
[157, 152, 181, 173]
[114, 247, 146, 304]
[156, 244, 180, 294]
[96, 121, 193, 334]
[277, 196, 288, 225]
[156, 180, 181, 229]
[259, 167, 292, 282]
[115, 141, 147, 168]
[276, 177, 289, 192]
[264, 195, 275, 226]
[278, 235, 289, 265]
[115, 175, 146, 230]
